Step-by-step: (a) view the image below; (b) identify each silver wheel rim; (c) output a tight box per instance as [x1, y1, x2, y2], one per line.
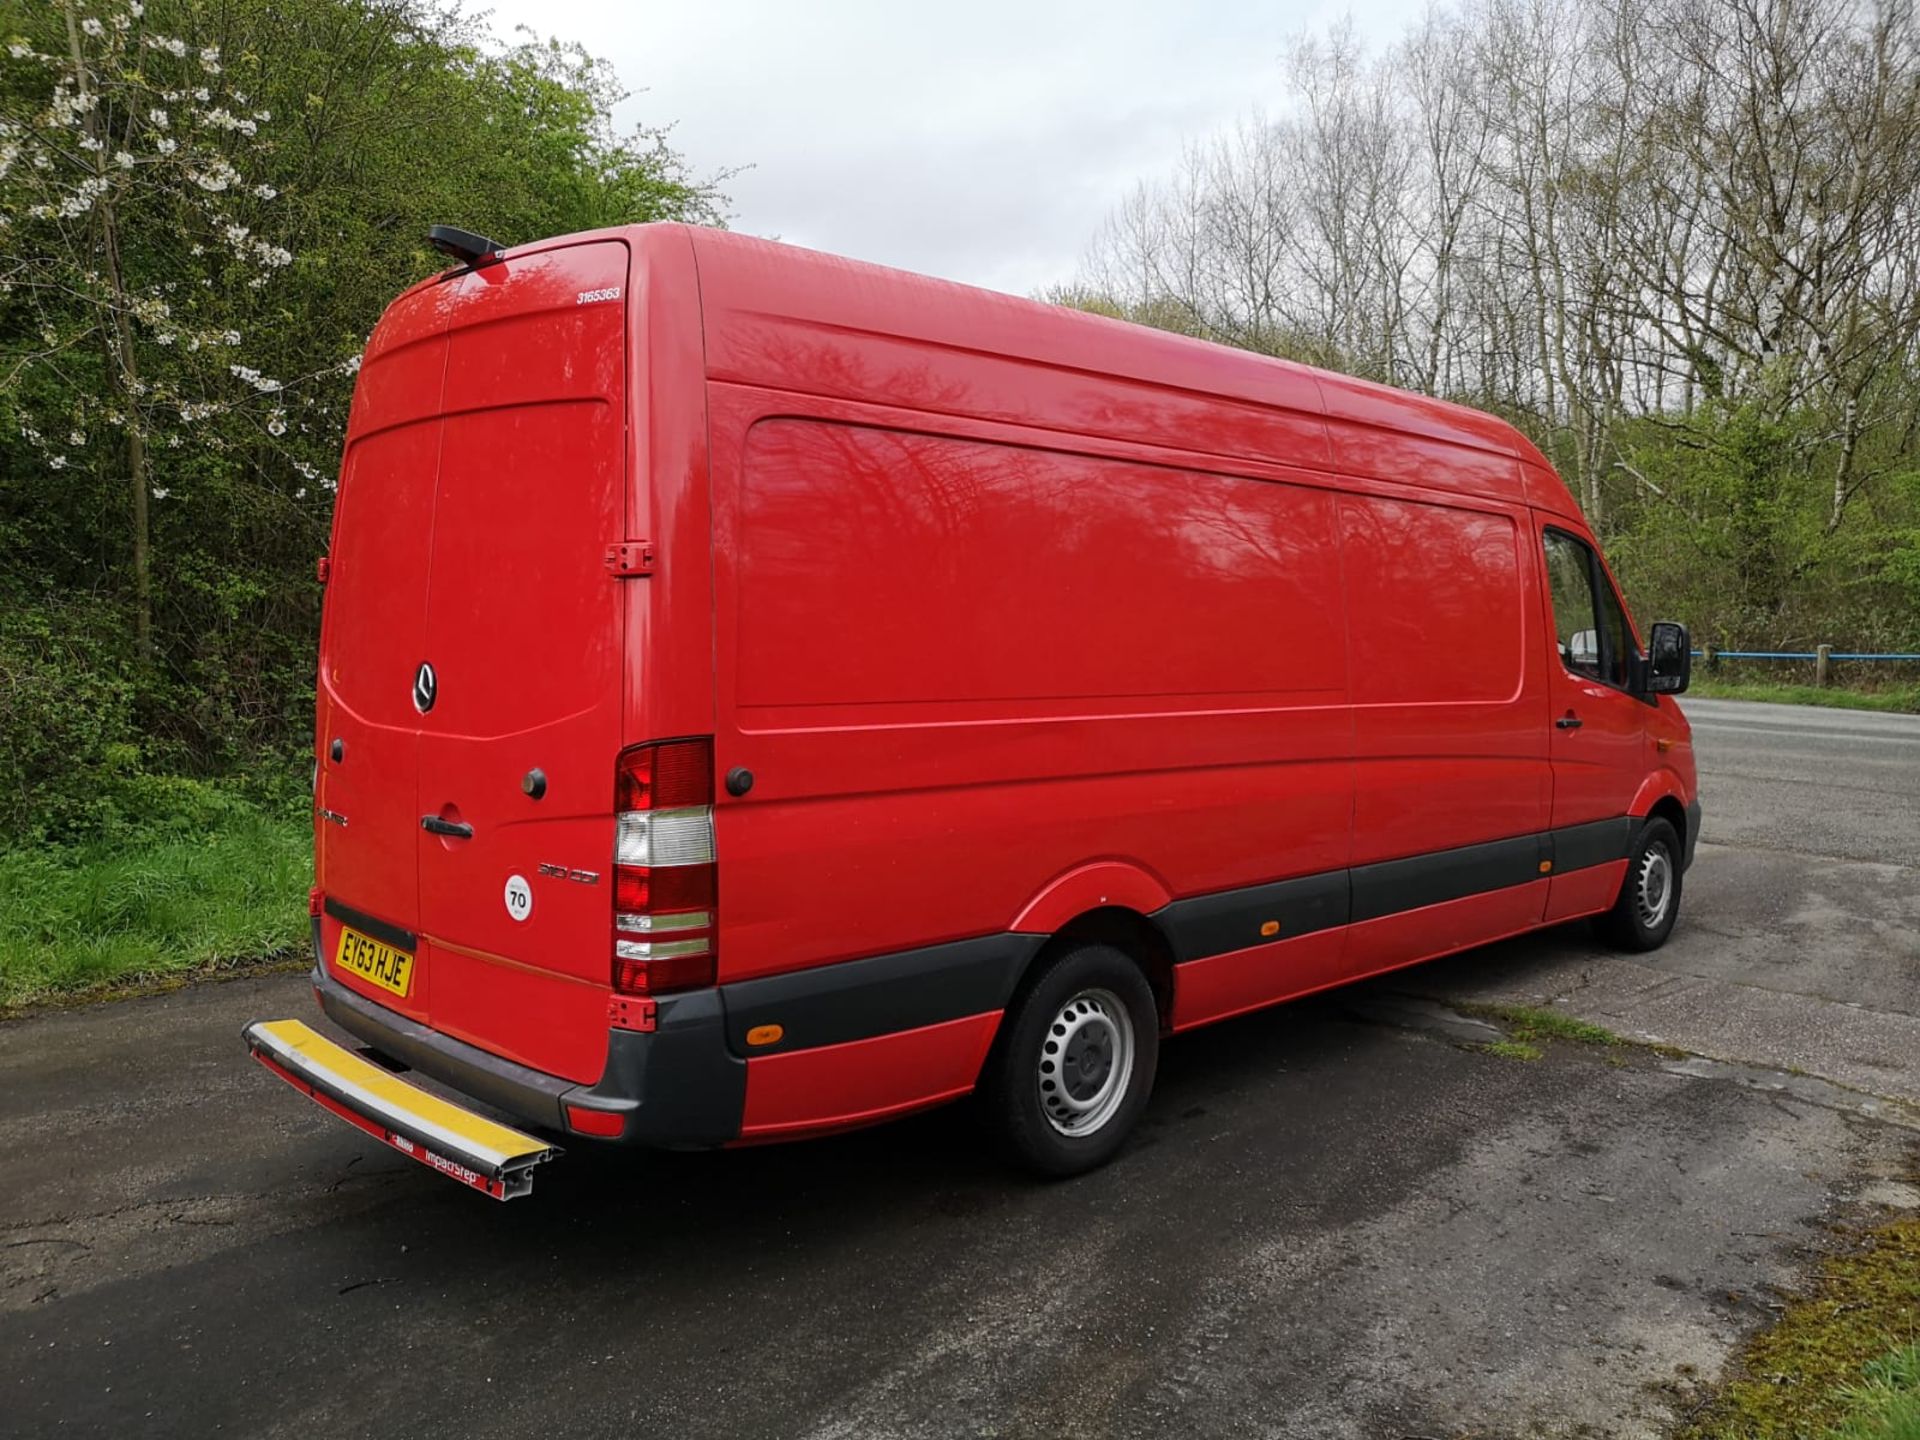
[1037, 988, 1135, 1137]
[1635, 842, 1674, 930]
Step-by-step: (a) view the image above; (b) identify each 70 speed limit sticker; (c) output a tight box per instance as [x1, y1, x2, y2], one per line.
[503, 873, 533, 922]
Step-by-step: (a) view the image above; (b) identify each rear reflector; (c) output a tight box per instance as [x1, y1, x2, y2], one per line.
[612, 739, 717, 996]
[565, 1104, 627, 1138]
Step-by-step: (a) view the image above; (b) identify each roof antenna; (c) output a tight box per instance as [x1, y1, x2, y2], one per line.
[427, 225, 506, 267]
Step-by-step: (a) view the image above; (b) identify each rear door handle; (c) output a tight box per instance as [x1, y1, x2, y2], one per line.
[421, 815, 474, 839]
[1555, 713, 1584, 730]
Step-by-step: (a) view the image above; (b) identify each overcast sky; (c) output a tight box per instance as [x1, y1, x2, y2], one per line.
[484, 1, 1427, 297]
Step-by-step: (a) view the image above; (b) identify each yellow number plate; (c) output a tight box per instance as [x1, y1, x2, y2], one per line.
[334, 925, 414, 998]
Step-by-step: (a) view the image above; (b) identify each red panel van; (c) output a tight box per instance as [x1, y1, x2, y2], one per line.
[246, 223, 1699, 1193]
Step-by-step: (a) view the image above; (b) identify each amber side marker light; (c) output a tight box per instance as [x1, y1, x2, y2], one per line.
[746, 1024, 784, 1047]
[1259, 920, 1280, 938]
[1539, 860, 1554, 874]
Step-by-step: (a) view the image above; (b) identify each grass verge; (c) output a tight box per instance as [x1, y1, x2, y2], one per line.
[1457, 1000, 1629, 1048]
[0, 806, 309, 1010]
[1680, 1216, 1920, 1439]
[1687, 677, 1920, 714]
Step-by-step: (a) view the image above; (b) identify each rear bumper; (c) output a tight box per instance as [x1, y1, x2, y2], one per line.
[245, 1018, 558, 1198]
[312, 929, 746, 1148]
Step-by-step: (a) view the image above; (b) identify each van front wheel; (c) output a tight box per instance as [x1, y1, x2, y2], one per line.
[1598, 817, 1683, 952]
[980, 942, 1159, 1177]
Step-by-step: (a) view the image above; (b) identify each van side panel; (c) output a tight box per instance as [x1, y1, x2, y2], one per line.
[1342, 880, 1553, 980]
[690, 231, 1333, 475]
[737, 1012, 1002, 1140]
[708, 390, 1354, 988]
[1341, 485, 1551, 878]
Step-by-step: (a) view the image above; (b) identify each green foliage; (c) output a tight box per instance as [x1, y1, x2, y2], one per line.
[0, 596, 140, 841]
[0, 797, 308, 1006]
[1683, 1217, 1920, 1440]
[1476, 1003, 1625, 1049]
[1829, 1344, 1920, 1440]
[0, 0, 729, 851]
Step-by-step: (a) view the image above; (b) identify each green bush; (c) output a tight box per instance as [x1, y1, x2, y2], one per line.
[0, 599, 142, 844]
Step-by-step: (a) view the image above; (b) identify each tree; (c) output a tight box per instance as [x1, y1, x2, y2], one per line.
[3, 0, 315, 665]
[0, 0, 731, 837]
[1065, 0, 1920, 651]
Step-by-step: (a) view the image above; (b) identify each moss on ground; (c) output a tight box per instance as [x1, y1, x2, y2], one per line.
[1679, 1216, 1920, 1439]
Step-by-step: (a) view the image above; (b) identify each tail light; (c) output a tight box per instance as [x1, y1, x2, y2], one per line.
[611, 738, 716, 995]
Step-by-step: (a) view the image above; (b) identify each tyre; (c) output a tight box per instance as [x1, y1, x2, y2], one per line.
[979, 942, 1160, 1177]
[1598, 816, 1683, 952]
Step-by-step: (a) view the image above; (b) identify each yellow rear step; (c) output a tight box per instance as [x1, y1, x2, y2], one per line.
[243, 1018, 557, 1200]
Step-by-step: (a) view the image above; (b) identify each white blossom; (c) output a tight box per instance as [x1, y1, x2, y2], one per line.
[50, 455, 68, 470]
[221, 329, 241, 346]
[80, 17, 104, 36]
[229, 364, 282, 393]
[151, 487, 169, 499]
[7, 43, 31, 59]
[155, 137, 176, 155]
[253, 183, 276, 200]
[114, 150, 134, 169]
[68, 430, 86, 447]
[266, 409, 287, 436]
[149, 108, 169, 129]
[199, 45, 221, 73]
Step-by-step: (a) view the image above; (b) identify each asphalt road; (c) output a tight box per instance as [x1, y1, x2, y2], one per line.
[4, 697, 1918, 1440]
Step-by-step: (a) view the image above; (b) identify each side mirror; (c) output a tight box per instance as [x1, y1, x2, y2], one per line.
[1645, 621, 1691, 695]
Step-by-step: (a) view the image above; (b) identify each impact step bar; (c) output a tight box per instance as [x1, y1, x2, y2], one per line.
[243, 1019, 558, 1200]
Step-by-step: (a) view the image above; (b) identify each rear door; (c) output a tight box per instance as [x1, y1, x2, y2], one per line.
[412, 240, 632, 1081]
[315, 280, 456, 1022]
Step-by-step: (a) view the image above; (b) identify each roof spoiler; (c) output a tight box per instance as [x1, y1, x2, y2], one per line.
[427, 224, 506, 268]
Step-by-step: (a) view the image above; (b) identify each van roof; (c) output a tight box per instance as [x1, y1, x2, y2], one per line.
[413, 223, 1573, 515]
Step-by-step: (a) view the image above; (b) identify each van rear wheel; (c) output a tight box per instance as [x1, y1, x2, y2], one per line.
[980, 942, 1159, 1177]
[1598, 817, 1682, 952]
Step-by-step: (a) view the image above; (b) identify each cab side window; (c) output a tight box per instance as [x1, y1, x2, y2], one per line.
[1543, 530, 1603, 681]
[1593, 565, 1632, 688]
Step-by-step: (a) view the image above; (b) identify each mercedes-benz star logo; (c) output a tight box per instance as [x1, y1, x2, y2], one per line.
[413, 661, 437, 714]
